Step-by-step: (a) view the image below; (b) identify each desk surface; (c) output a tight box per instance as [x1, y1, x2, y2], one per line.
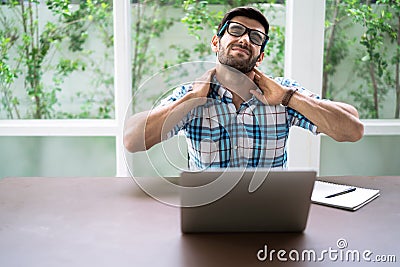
[0, 176, 398, 267]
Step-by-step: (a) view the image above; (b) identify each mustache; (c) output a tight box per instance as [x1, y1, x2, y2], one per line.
[230, 43, 252, 55]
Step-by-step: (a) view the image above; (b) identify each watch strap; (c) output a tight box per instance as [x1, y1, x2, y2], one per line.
[281, 88, 298, 106]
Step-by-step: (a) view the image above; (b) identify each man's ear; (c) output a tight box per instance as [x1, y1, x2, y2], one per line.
[255, 52, 265, 67]
[211, 35, 219, 53]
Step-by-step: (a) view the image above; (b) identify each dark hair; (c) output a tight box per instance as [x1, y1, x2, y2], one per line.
[217, 6, 270, 37]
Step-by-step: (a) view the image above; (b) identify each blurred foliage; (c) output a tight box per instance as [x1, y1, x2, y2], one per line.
[323, 0, 399, 119]
[0, 0, 114, 119]
[132, 0, 285, 109]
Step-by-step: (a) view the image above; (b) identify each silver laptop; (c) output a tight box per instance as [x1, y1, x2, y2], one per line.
[180, 169, 316, 233]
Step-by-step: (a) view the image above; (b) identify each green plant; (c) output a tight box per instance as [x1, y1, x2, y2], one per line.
[378, 0, 400, 118]
[53, 0, 115, 119]
[323, 0, 354, 99]
[131, 0, 177, 112]
[323, 0, 399, 119]
[0, 0, 114, 119]
[0, 1, 287, 119]
[133, 0, 286, 107]
[0, 16, 20, 118]
[347, 0, 398, 118]
[259, 3, 285, 77]
[178, 0, 286, 76]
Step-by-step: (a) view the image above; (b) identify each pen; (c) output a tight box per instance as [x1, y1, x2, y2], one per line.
[325, 187, 356, 198]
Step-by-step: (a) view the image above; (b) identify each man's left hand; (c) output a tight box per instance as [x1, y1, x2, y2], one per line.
[250, 68, 287, 106]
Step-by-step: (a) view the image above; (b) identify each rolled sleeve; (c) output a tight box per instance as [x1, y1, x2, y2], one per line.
[275, 77, 320, 135]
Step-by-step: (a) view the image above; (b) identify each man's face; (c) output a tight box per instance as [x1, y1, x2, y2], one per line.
[213, 16, 265, 74]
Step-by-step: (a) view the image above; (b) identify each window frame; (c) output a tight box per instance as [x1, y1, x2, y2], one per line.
[0, 0, 132, 177]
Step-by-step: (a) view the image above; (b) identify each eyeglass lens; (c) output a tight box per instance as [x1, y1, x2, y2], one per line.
[227, 22, 266, 46]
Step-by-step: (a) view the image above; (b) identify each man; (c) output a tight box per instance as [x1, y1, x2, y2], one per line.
[124, 6, 364, 170]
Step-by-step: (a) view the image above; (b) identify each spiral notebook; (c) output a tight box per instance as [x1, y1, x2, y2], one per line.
[311, 181, 380, 211]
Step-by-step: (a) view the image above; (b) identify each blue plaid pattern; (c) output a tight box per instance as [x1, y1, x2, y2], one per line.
[159, 76, 319, 170]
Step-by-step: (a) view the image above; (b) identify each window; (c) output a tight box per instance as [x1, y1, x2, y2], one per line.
[0, 0, 128, 177]
[320, 0, 400, 176]
[323, 0, 399, 120]
[0, 1, 114, 119]
[1, 1, 398, 177]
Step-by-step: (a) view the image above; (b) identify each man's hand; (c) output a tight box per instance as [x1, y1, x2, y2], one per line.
[124, 68, 216, 153]
[188, 68, 216, 106]
[249, 69, 364, 142]
[250, 68, 287, 106]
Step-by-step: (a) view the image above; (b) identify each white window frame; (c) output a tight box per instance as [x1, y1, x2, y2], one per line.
[0, 0, 399, 177]
[285, 0, 325, 171]
[0, 0, 132, 177]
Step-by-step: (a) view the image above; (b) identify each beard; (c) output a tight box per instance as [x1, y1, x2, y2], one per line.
[217, 42, 259, 74]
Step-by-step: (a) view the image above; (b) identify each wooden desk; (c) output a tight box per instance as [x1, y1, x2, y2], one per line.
[0, 176, 398, 267]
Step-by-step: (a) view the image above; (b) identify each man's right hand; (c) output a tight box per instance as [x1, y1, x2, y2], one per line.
[124, 67, 216, 153]
[188, 68, 216, 106]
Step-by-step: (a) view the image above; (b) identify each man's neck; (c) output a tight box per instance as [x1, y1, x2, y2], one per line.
[215, 63, 257, 105]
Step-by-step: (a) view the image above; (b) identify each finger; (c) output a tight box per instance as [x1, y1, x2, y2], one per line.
[253, 67, 261, 75]
[257, 73, 275, 86]
[206, 67, 216, 75]
[210, 67, 216, 75]
[197, 68, 215, 83]
[253, 75, 260, 86]
[254, 73, 266, 88]
[196, 68, 215, 84]
[253, 68, 273, 82]
[207, 67, 216, 80]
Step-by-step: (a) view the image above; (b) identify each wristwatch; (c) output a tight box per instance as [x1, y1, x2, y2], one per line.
[281, 88, 298, 107]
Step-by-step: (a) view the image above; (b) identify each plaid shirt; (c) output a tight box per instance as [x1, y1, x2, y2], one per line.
[160, 76, 319, 170]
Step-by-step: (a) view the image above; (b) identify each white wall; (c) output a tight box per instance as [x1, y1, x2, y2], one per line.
[0, 137, 116, 178]
[320, 135, 400, 176]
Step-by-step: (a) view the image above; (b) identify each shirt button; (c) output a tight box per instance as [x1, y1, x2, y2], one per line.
[233, 145, 238, 150]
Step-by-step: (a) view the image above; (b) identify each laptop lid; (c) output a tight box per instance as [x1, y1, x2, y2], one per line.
[180, 169, 316, 233]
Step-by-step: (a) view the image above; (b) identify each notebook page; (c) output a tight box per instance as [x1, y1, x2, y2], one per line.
[311, 181, 380, 211]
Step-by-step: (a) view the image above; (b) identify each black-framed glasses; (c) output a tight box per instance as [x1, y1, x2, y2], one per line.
[219, 20, 269, 47]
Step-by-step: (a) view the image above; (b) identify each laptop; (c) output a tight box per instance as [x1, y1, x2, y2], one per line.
[180, 169, 316, 233]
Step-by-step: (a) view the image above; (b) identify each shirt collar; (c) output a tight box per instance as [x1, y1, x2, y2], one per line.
[209, 75, 233, 103]
[209, 75, 259, 107]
